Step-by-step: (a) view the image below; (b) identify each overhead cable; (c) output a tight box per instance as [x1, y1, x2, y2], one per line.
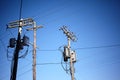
[36, 44, 120, 52]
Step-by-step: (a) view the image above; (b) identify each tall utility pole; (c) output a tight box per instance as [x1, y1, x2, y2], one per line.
[10, 22, 22, 80]
[27, 22, 43, 80]
[60, 26, 77, 80]
[7, 18, 34, 80]
[68, 37, 75, 80]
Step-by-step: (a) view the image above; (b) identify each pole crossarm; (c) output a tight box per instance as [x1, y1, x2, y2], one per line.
[59, 26, 77, 42]
[7, 18, 34, 28]
[26, 25, 43, 31]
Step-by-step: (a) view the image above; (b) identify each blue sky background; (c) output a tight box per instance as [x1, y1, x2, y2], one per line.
[0, 0, 120, 80]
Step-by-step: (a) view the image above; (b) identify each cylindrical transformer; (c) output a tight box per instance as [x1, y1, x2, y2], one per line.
[64, 46, 70, 58]
[23, 35, 29, 46]
[9, 38, 16, 48]
[63, 46, 70, 62]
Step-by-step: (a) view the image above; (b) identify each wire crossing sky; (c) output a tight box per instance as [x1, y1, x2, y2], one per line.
[0, 0, 120, 80]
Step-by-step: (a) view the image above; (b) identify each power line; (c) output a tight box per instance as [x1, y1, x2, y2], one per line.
[17, 68, 32, 77]
[37, 49, 59, 51]
[1, 60, 120, 80]
[1, 62, 32, 80]
[13, 59, 120, 79]
[32, 0, 72, 19]
[0, 38, 7, 52]
[0, 25, 7, 38]
[36, 44, 120, 52]
[39, 5, 82, 27]
[19, 0, 23, 20]
[7, 29, 16, 38]
[36, 62, 61, 65]
[74, 44, 120, 50]
[0, 69, 32, 80]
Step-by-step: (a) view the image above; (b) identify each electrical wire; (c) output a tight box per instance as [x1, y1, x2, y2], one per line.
[36, 44, 120, 52]
[0, 25, 7, 38]
[37, 49, 59, 51]
[74, 44, 120, 50]
[61, 57, 70, 74]
[7, 46, 14, 61]
[36, 62, 61, 65]
[1, 0, 119, 78]
[0, 38, 7, 53]
[6, 42, 29, 61]
[36, 6, 81, 26]
[17, 68, 32, 77]
[8, 30, 15, 38]
[2, 52, 120, 80]
[19, 46, 29, 58]
[32, 0, 72, 19]
[19, 0, 23, 20]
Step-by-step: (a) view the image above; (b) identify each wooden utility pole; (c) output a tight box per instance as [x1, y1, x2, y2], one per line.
[60, 26, 77, 80]
[10, 25, 22, 80]
[68, 37, 75, 80]
[27, 22, 43, 80]
[7, 18, 34, 80]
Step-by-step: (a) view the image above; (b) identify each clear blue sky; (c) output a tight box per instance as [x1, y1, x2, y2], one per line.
[0, 0, 120, 80]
